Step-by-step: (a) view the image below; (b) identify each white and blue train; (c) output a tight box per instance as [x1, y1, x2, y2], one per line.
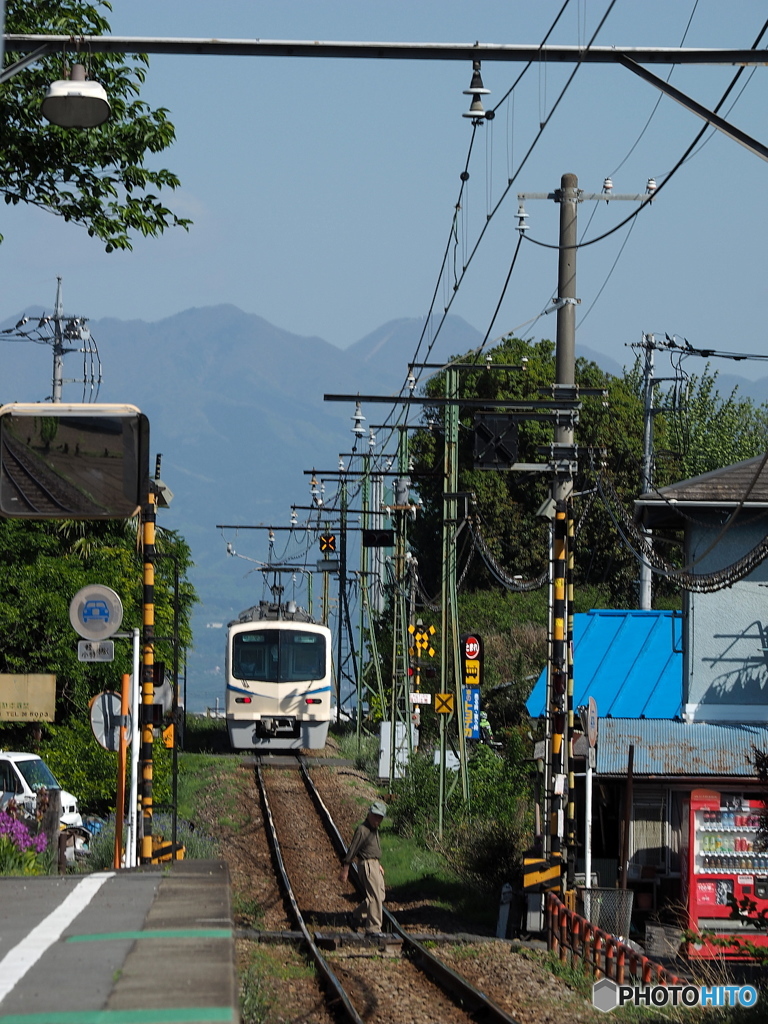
[225, 600, 333, 750]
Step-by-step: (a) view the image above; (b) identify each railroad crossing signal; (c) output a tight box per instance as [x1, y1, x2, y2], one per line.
[408, 622, 436, 657]
[319, 533, 336, 553]
[435, 693, 454, 714]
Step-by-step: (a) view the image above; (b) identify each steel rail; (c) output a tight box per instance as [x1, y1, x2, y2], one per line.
[255, 762, 365, 1024]
[298, 759, 523, 1024]
[0, 438, 71, 514]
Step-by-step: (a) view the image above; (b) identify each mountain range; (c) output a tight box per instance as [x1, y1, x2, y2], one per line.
[2, 303, 767, 711]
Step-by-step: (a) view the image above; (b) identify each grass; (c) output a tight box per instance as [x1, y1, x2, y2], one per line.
[377, 822, 498, 931]
[332, 725, 380, 774]
[239, 960, 272, 1024]
[177, 751, 249, 831]
[536, 949, 768, 1023]
[232, 892, 265, 930]
[239, 944, 319, 1024]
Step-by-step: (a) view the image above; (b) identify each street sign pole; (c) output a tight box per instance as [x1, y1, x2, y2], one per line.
[114, 673, 130, 870]
[438, 712, 446, 840]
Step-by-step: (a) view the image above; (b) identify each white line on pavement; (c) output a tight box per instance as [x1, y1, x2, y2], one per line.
[0, 872, 114, 1004]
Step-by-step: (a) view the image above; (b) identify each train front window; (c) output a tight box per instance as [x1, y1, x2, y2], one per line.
[233, 629, 325, 683]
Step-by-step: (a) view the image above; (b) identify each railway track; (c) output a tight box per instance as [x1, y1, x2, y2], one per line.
[0, 435, 74, 515]
[256, 757, 521, 1024]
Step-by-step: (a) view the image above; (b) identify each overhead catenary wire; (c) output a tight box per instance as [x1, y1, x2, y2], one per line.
[521, 13, 768, 254]
[360, 0, 602, 465]
[593, 463, 768, 592]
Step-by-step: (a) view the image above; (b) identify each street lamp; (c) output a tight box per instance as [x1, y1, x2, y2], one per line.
[41, 63, 110, 128]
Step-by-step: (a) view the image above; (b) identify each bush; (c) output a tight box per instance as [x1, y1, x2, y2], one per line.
[40, 716, 172, 817]
[442, 807, 529, 894]
[182, 715, 229, 754]
[84, 811, 218, 871]
[389, 751, 459, 843]
[389, 742, 533, 892]
[333, 725, 380, 777]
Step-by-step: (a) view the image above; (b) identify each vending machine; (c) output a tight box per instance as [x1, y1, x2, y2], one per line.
[688, 788, 768, 959]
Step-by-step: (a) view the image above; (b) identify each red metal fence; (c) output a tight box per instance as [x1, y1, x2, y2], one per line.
[545, 892, 682, 985]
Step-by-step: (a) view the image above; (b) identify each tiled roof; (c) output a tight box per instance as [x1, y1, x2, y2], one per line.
[636, 456, 768, 528]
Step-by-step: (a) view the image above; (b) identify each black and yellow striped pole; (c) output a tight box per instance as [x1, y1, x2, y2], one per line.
[566, 501, 576, 894]
[140, 491, 156, 864]
[550, 501, 568, 875]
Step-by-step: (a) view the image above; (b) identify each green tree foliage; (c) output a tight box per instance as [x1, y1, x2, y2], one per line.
[409, 335, 647, 608]
[0, 518, 196, 724]
[1, 1, 190, 251]
[39, 714, 172, 816]
[655, 367, 768, 482]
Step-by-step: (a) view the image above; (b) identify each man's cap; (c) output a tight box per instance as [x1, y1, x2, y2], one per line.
[369, 800, 387, 818]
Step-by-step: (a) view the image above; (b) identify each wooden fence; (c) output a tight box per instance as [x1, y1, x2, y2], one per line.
[545, 892, 682, 985]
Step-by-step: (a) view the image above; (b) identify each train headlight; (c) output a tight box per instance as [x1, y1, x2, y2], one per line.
[305, 698, 322, 705]
[235, 696, 252, 704]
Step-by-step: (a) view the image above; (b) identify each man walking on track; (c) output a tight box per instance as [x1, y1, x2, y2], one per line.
[339, 800, 387, 936]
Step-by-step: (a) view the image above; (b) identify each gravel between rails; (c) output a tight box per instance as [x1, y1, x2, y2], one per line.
[204, 751, 604, 1023]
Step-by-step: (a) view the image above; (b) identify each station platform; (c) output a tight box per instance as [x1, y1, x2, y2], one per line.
[0, 859, 239, 1024]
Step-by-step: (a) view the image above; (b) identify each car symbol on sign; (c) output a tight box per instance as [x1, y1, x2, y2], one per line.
[82, 599, 110, 623]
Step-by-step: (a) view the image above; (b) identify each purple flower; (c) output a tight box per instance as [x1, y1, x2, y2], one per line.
[0, 810, 47, 853]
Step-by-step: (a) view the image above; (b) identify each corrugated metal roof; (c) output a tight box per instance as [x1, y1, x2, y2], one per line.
[596, 718, 768, 777]
[526, 609, 682, 720]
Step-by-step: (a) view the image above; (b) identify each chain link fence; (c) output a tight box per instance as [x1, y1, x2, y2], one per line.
[581, 887, 634, 940]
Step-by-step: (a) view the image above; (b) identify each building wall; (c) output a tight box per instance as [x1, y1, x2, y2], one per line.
[684, 511, 768, 721]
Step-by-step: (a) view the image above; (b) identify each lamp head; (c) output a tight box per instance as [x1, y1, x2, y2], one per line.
[41, 64, 111, 128]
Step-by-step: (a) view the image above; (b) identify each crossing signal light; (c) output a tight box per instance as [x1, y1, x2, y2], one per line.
[319, 533, 336, 553]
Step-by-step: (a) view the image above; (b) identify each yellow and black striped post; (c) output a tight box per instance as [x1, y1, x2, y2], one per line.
[550, 501, 567, 877]
[566, 501, 576, 889]
[140, 492, 156, 864]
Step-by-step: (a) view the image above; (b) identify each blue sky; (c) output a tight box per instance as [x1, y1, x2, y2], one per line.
[2, 1, 768, 367]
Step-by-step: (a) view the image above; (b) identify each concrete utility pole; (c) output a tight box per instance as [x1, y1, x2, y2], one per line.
[554, 173, 579, 507]
[552, 174, 577, 889]
[639, 335, 656, 610]
[51, 277, 65, 403]
[519, 176, 649, 896]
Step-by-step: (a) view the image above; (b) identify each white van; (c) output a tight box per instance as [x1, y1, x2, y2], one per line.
[0, 752, 82, 827]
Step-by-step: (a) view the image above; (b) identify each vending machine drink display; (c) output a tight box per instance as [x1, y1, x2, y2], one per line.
[688, 788, 768, 958]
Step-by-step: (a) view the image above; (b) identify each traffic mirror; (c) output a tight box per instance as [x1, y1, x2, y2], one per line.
[0, 403, 149, 519]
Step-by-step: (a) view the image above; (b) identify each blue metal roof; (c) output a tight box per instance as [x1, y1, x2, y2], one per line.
[526, 609, 683, 720]
[596, 719, 768, 777]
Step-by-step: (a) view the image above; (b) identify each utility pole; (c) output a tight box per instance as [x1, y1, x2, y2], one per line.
[639, 334, 656, 610]
[3, 277, 97, 403]
[440, 365, 470, 803]
[552, 173, 577, 890]
[50, 277, 96, 402]
[632, 328, 768, 608]
[518, 175, 649, 898]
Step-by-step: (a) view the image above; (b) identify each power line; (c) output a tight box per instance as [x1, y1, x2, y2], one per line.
[521, 14, 768, 253]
